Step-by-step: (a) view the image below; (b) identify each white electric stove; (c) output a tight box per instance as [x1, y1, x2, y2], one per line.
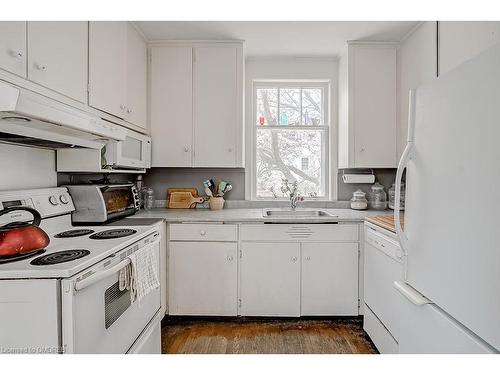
[0, 187, 162, 354]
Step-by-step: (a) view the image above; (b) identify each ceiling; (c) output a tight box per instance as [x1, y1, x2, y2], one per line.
[135, 21, 419, 57]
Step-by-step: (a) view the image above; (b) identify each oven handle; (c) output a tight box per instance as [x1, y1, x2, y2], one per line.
[74, 257, 131, 291]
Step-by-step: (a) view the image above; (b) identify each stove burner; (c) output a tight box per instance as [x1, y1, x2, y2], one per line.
[0, 249, 47, 265]
[89, 229, 137, 240]
[55, 229, 95, 238]
[30, 249, 90, 266]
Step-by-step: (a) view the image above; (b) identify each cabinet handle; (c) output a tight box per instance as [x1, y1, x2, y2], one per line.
[200, 230, 207, 236]
[10, 50, 23, 59]
[226, 256, 233, 262]
[34, 63, 46, 71]
[291, 256, 298, 262]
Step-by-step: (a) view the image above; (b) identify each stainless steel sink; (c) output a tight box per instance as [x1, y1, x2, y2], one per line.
[262, 209, 337, 217]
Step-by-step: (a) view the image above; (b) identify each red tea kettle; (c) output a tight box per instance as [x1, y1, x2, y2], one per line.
[0, 207, 50, 257]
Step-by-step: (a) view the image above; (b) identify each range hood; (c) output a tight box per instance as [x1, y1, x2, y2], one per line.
[0, 81, 126, 150]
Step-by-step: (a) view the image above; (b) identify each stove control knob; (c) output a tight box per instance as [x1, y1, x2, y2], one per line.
[59, 194, 69, 204]
[49, 195, 59, 206]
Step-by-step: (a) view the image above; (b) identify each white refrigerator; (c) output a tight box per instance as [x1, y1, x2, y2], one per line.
[393, 42, 500, 354]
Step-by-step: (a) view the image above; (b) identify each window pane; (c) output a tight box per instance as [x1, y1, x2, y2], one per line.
[302, 88, 322, 125]
[279, 88, 301, 125]
[256, 88, 278, 125]
[256, 128, 324, 198]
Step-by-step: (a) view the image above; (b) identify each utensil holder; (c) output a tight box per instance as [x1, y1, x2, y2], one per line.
[209, 197, 225, 210]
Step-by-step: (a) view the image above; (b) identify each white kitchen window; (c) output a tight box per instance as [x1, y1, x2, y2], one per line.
[252, 81, 330, 199]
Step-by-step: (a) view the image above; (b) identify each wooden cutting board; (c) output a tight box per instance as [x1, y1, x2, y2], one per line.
[168, 191, 204, 209]
[365, 215, 404, 233]
[167, 188, 198, 201]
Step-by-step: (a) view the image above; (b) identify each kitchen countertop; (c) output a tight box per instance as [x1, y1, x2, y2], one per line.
[133, 207, 391, 223]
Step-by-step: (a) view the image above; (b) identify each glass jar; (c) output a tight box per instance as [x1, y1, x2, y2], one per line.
[368, 182, 387, 210]
[350, 189, 368, 210]
[388, 182, 405, 210]
[142, 187, 155, 210]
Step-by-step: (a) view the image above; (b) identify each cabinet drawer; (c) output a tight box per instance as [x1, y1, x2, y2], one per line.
[240, 224, 358, 242]
[169, 224, 237, 242]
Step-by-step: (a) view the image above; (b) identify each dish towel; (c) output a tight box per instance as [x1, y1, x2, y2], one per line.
[118, 263, 133, 291]
[127, 242, 160, 304]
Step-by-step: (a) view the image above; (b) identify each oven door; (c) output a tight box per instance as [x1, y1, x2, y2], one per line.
[61, 234, 160, 354]
[107, 131, 151, 170]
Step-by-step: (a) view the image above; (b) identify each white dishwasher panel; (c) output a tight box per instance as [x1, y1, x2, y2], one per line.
[364, 223, 403, 341]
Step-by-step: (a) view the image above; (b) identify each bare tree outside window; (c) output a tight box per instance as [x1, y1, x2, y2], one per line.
[254, 83, 328, 199]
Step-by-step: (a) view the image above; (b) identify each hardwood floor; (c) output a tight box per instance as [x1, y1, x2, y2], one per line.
[161, 318, 377, 354]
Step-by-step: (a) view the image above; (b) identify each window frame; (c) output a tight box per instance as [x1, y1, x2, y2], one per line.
[251, 79, 331, 201]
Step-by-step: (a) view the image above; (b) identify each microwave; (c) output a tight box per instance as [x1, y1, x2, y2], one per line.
[104, 129, 151, 170]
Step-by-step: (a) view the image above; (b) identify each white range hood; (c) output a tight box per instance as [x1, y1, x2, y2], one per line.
[0, 81, 126, 149]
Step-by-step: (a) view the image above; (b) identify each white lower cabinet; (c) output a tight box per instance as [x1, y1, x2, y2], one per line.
[168, 241, 237, 316]
[167, 223, 360, 318]
[301, 243, 359, 316]
[240, 242, 301, 317]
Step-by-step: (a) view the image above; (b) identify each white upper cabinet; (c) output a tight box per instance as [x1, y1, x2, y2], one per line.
[89, 21, 128, 119]
[27, 22, 88, 103]
[89, 22, 147, 129]
[150, 46, 193, 167]
[0, 22, 26, 77]
[338, 43, 397, 169]
[193, 46, 240, 167]
[150, 42, 244, 168]
[125, 23, 147, 129]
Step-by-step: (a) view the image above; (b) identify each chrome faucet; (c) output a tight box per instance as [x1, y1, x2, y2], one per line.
[273, 179, 303, 210]
[290, 193, 301, 210]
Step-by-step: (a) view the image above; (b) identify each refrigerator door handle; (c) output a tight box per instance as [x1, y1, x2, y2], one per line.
[395, 89, 416, 255]
[394, 281, 431, 306]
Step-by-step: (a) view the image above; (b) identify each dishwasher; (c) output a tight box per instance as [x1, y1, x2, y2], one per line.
[363, 220, 404, 354]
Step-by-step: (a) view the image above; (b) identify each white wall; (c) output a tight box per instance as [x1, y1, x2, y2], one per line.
[0, 144, 57, 191]
[439, 21, 500, 75]
[245, 57, 339, 200]
[397, 22, 437, 159]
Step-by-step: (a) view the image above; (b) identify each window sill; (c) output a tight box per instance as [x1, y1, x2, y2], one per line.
[224, 200, 350, 209]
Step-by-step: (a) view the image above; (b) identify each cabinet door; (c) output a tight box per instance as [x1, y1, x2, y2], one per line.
[125, 23, 147, 128]
[240, 242, 301, 316]
[168, 242, 237, 316]
[150, 46, 193, 167]
[351, 45, 397, 168]
[301, 243, 359, 315]
[27, 22, 88, 103]
[0, 21, 26, 77]
[193, 46, 238, 167]
[89, 21, 127, 118]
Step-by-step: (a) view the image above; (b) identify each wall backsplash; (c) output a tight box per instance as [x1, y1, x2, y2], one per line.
[0, 144, 57, 191]
[337, 168, 397, 201]
[141, 167, 396, 202]
[143, 168, 246, 201]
